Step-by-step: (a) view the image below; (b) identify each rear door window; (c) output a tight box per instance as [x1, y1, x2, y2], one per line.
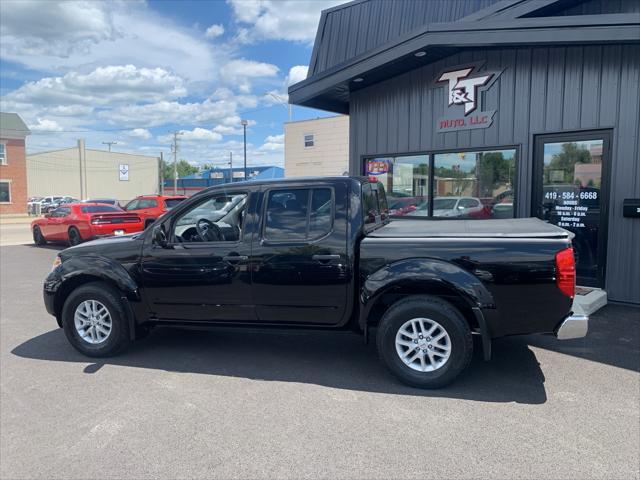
[362, 182, 389, 228]
[264, 187, 333, 241]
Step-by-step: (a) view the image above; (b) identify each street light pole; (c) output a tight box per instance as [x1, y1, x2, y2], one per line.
[241, 119, 248, 180]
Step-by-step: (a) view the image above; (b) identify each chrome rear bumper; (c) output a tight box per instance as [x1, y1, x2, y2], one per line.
[556, 313, 589, 340]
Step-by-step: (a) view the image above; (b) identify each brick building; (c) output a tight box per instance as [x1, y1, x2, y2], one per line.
[0, 113, 31, 215]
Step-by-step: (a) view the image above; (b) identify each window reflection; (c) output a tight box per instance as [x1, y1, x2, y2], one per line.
[365, 155, 429, 217]
[431, 149, 516, 219]
[265, 188, 333, 241]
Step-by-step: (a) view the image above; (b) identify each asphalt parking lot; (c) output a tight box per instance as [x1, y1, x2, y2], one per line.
[1, 244, 639, 479]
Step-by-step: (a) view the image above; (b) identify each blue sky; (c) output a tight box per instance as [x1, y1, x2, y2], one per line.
[0, 0, 343, 167]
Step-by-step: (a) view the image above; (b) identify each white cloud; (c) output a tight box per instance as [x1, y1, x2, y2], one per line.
[259, 133, 284, 152]
[101, 95, 256, 128]
[0, 1, 222, 82]
[0, 1, 118, 57]
[220, 59, 279, 93]
[177, 128, 224, 143]
[228, 0, 343, 43]
[127, 128, 152, 140]
[205, 24, 225, 38]
[29, 118, 64, 132]
[287, 65, 308, 86]
[4, 65, 186, 107]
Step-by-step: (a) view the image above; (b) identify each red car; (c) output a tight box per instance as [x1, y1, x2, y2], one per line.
[32, 203, 144, 246]
[123, 194, 187, 228]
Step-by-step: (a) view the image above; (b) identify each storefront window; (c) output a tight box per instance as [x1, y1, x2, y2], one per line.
[365, 155, 429, 217]
[433, 149, 516, 219]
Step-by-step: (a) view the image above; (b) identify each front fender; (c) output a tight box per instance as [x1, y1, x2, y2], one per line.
[359, 258, 495, 329]
[45, 254, 140, 306]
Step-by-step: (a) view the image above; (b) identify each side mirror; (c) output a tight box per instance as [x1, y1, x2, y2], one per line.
[152, 225, 168, 248]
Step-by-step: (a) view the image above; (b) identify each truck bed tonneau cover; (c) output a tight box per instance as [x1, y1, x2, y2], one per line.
[368, 218, 572, 239]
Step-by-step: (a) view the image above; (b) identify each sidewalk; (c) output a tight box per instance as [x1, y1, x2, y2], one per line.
[0, 215, 38, 225]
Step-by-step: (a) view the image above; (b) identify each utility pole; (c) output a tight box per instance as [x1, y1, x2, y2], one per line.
[229, 151, 233, 183]
[159, 152, 164, 194]
[241, 119, 248, 180]
[102, 141, 117, 152]
[170, 131, 182, 195]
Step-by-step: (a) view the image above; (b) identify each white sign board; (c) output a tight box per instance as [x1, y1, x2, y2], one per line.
[119, 164, 129, 181]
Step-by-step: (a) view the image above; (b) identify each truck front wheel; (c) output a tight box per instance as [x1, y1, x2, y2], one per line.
[376, 295, 473, 388]
[61, 282, 131, 357]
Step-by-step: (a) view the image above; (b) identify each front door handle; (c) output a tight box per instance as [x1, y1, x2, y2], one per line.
[312, 254, 340, 262]
[222, 255, 248, 263]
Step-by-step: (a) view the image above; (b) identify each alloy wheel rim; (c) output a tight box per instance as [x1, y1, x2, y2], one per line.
[395, 317, 451, 372]
[74, 300, 112, 344]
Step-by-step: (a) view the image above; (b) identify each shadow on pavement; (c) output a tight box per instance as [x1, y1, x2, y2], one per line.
[524, 304, 640, 372]
[26, 243, 66, 251]
[12, 326, 547, 404]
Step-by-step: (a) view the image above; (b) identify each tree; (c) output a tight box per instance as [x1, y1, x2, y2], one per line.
[160, 159, 198, 180]
[477, 152, 512, 197]
[545, 142, 591, 184]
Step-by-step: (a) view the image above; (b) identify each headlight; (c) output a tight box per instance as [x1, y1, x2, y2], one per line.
[52, 256, 62, 271]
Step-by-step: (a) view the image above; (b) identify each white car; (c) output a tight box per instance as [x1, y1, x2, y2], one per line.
[27, 195, 64, 214]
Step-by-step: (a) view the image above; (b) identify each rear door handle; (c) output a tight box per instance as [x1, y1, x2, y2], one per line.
[222, 255, 248, 263]
[312, 254, 340, 262]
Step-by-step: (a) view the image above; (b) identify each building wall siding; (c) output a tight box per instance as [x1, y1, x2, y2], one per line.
[285, 115, 349, 177]
[349, 44, 640, 304]
[310, 0, 500, 76]
[27, 148, 159, 204]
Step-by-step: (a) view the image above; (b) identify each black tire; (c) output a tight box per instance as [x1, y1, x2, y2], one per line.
[61, 282, 131, 357]
[68, 226, 82, 246]
[376, 295, 473, 389]
[33, 226, 46, 245]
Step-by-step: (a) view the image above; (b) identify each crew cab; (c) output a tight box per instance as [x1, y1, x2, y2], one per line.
[42, 177, 587, 388]
[123, 194, 187, 228]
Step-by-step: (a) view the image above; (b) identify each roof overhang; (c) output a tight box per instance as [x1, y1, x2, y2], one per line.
[289, 13, 640, 114]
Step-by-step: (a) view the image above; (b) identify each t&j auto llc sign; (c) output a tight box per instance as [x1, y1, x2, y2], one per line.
[435, 63, 502, 133]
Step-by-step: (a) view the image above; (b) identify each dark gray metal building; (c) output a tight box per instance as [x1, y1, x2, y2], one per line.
[290, 0, 640, 305]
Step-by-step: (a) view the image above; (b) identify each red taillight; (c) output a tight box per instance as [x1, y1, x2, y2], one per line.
[555, 247, 576, 298]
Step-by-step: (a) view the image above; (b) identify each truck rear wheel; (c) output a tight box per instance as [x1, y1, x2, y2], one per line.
[376, 295, 473, 388]
[61, 282, 131, 357]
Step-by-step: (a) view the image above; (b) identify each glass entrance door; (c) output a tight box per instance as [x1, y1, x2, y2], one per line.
[533, 131, 611, 287]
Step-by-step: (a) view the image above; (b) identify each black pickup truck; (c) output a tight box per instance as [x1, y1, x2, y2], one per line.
[43, 177, 587, 388]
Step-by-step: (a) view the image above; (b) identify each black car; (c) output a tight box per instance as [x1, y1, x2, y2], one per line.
[43, 177, 586, 388]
